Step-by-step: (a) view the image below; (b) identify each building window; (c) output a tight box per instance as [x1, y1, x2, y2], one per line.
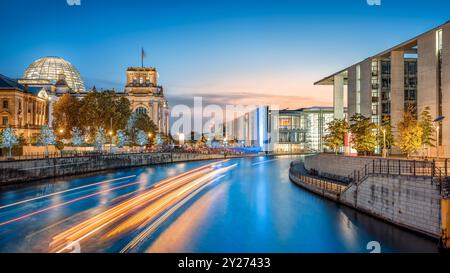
[135, 107, 147, 115]
[2, 100, 8, 109]
[2, 116, 8, 126]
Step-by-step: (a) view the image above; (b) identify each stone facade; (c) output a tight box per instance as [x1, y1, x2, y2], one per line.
[0, 75, 48, 139]
[340, 174, 441, 238]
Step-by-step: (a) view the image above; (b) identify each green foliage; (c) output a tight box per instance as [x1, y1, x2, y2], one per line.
[419, 106, 435, 147]
[396, 110, 423, 158]
[52, 91, 132, 140]
[349, 114, 377, 155]
[323, 118, 348, 154]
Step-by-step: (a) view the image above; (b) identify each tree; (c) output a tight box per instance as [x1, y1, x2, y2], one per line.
[116, 129, 129, 148]
[349, 114, 377, 155]
[323, 118, 348, 154]
[126, 112, 157, 145]
[93, 127, 107, 151]
[0, 127, 19, 159]
[136, 130, 149, 148]
[397, 110, 423, 158]
[377, 116, 394, 149]
[38, 125, 56, 157]
[419, 106, 435, 156]
[71, 127, 84, 146]
[79, 91, 132, 138]
[52, 93, 82, 139]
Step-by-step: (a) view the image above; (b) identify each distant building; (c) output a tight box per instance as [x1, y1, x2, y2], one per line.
[0, 74, 48, 139]
[221, 106, 336, 153]
[270, 107, 335, 153]
[124, 67, 170, 136]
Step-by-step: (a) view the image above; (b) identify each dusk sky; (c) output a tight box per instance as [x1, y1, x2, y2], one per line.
[1, 0, 449, 109]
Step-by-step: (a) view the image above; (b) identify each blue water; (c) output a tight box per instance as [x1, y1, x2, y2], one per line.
[0, 156, 438, 253]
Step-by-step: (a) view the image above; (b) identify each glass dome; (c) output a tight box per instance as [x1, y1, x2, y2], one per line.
[23, 56, 86, 92]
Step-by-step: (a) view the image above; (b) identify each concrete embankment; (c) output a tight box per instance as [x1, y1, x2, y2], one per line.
[290, 154, 447, 241]
[0, 153, 240, 185]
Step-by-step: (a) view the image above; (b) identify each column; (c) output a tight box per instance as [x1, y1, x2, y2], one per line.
[442, 23, 450, 157]
[333, 75, 344, 119]
[390, 50, 405, 154]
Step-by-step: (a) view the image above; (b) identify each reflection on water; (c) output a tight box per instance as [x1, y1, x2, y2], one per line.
[0, 156, 439, 253]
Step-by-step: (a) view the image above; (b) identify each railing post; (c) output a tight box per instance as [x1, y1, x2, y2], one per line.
[373, 160, 375, 174]
[432, 160, 436, 177]
[446, 159, 448, 177]
[387, 160, 389, 174]
[413, 160, 416, 176]
[399, 160, 401, 175]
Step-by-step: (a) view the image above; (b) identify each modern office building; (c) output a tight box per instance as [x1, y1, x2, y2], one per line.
[221, 106, 335, 153]
[315, 21, 450, 156]
[271, 107, 335, 153]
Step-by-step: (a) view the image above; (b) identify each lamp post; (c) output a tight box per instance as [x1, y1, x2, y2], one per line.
[108, 131, 113, 154]
[433, 116, 445, 159]
[179, 133, 185, 146]
[382, 128, 387, 158]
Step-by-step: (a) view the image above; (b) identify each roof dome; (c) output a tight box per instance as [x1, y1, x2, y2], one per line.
[23, 56, 86, 92]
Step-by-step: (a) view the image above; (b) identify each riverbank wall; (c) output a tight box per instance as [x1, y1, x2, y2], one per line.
[0, 153, 240, 186]
[291, 154, 448, 241]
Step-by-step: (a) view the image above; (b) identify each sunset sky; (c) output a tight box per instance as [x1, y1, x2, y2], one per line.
[1, 0, 449, 109]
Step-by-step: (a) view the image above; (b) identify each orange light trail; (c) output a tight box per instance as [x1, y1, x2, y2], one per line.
[49, 160, 233, 253]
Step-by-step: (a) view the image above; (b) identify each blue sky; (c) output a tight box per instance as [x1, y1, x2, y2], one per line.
[1, 0, 449, 108]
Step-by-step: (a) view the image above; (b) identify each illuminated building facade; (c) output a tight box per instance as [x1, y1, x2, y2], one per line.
[315, 21, 450, 156]
[0, 74, 49, 139]
[19, 56, 170, 136]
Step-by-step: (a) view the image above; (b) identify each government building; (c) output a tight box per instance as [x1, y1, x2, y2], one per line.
[0, 56, 169, 139]
[315, 21, 450, 156]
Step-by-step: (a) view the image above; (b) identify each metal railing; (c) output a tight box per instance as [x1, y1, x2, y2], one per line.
[289, 166, 346, 194]
[347, 158, 450, 186]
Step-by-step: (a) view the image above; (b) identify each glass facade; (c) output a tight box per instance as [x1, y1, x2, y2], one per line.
[272, 108, 334, 153]
[23, 57, 86, 92]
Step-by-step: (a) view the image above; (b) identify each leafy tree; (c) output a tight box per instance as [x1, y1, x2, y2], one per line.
[52, 93, 82, 139]
[349, 114, 377, 155]
[0, 127, 19, 158]
[79, 91, 132, 138]
[377, 116, 394, 149]
[323, 118, 348, 154]
[93, 127, 107, 151]
[71, 127, 84, 146]
[116, 129, 129, 148]
[397, 110, 423, 158]
[38, 125, 56, 157]
[419, 106, 435, 154]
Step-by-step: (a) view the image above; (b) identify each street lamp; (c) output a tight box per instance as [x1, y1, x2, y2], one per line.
[381, 128, 387, 158]
[108, 131, 113, 153]
[433, 116, 445, 158]
[179, 133, 185, 145]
